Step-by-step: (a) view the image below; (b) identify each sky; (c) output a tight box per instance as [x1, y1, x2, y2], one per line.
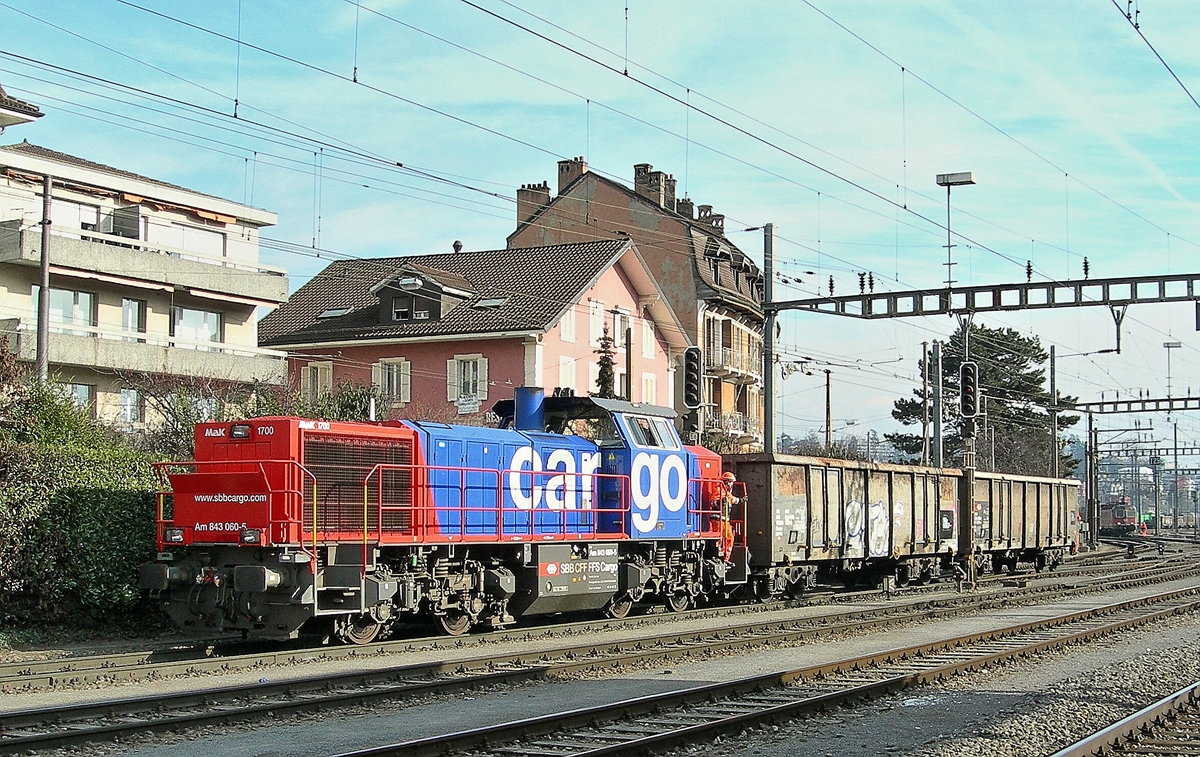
[2, 0, 1200, 453]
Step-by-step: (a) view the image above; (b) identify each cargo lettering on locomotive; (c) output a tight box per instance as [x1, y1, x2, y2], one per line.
[507, 446, 602, 510]
[630, 451, 688, 535]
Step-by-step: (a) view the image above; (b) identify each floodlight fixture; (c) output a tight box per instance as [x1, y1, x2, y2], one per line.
[936, 172, 976, 187]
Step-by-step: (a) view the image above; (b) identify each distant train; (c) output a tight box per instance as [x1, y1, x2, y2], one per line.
[139, 391, 1080, 643]
[1098, 500, 1138, 535]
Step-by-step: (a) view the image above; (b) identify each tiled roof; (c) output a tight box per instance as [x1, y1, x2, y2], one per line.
[259, 239, 632, 346]
[0, 84, 42, 119]
[0, 140, 231, 205]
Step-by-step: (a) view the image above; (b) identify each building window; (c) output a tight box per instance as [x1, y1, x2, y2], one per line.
[642, 373, 656, 405]
[391, 296, 412, 321]
[171, 307, 221, 349]
[122, 298, 147, 343]
[33, 286, 95, 336]
[589, 300, 604, 347]
[612, 310, 631, 350]
[642, 319, 655, 359]
[301, 361, 333, 404]
[616, 369, 628, 401]
[62, 383, 94, 416]
[447, 354, 488, 411]
[558, 356, 576, 394]
[559, 306, 575, 343]
[588, 362, 599, 396]
[373, 358, 411, 404]
[119, 388, 143, 424]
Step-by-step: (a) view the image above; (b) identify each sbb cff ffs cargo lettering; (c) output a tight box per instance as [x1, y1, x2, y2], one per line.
[139, 390, 1079, 644]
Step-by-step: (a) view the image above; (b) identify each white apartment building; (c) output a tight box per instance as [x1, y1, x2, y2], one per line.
[0, 140, 288, 425]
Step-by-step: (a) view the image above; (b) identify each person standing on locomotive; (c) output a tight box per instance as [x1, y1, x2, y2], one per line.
[710, 471, 740, 560]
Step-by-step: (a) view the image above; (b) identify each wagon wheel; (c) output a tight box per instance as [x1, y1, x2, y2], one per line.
[605, 594, 634, 619]
[664, 590, 692, 613]
[338, 614, 382, 645]
[436, 609, 473, 636]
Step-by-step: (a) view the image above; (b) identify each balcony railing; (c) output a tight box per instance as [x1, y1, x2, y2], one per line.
[3, 318, 287, 359]
[703, 345, 762, 382]
[704, 411, 762, 441]
[4, 220, 286, 277]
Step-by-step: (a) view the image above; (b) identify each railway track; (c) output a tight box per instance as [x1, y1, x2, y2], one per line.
[0, 566, 1197, 754]
[327, 588, 1200, 757]
[1049, 680, 1200, 756]
[0, 552, 1185, 692]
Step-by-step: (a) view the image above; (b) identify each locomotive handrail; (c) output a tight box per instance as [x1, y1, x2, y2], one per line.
[151, 459, 319, 561]
[362, 462, 633, 553]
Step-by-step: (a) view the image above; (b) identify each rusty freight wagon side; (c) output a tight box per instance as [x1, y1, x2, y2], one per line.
[974, 472, 1079, 572]
[727, 454, 1079, 591]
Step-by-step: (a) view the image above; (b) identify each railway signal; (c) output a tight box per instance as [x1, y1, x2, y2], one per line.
[960, 361, 979, 419]
[683, 346, 703, 410]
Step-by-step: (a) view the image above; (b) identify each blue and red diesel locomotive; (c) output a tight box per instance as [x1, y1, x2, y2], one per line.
[139, 390, 1079, 643]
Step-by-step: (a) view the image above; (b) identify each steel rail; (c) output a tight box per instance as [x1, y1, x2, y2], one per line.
[331, 590, 1200, 757]
[0, 556, 1184, 691]
[2, 572, 1196, 755]
[1047, 680, 1200, 757]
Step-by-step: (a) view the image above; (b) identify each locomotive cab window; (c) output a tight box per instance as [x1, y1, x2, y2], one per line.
[626, 415, 675, 449]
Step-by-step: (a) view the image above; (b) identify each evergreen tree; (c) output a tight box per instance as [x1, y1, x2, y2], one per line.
[886, 322, 1080, 476]
[594, 325, 617, 398]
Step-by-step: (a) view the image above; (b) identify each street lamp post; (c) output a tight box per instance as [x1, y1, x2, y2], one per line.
[935, 172, 976, 291]
[1164, 341, 1181, 398]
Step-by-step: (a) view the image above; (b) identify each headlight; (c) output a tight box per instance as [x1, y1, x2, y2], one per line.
[231, 423, 251, 439]
[239, 528, 262, 544]
[163, 528, 185, 543]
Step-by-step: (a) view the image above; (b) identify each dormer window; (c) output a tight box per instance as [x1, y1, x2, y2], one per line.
[392, 296, 412, 321]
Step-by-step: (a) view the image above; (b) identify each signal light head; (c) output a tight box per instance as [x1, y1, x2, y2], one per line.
[959, 360, 979, 418]
[683, 346, 703, 410]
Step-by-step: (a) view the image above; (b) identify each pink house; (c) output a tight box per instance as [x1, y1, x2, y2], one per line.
[258, 239, 688, 419]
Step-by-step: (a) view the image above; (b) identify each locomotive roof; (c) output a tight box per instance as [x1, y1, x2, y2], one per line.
[491, 395, 678, 421]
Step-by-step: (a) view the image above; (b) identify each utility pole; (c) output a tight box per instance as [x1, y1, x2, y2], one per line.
[763, 223, 775, 454]
[1087, 412, 1097, 547]
[824, 369, 832, 449]
[1050, 345, 1059, 478]
[932, 341, 943, 467]
[921, 341, 930, 465]
[36, 174, 52, 384]
[1173, 421, 1179, 531]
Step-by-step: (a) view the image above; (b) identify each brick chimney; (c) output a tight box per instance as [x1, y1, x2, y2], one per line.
[516, 181, 551, 224]
[675, 197, 694, 219]
[557, 157, 588, 194]
[633, 163, 673, 209]
[696, 204, 725, 234]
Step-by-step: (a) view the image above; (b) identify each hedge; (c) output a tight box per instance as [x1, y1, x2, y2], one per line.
[0, 442, 157, 626]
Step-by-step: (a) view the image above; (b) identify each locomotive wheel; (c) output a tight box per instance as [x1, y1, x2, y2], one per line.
[605, 594, 634, 619]
[664, 590, 692, 612]
[338, 614, 382, 645]
[437, 609, 472, 636]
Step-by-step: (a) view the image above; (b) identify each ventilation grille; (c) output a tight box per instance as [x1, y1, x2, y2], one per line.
[303, 435, 414, 534]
